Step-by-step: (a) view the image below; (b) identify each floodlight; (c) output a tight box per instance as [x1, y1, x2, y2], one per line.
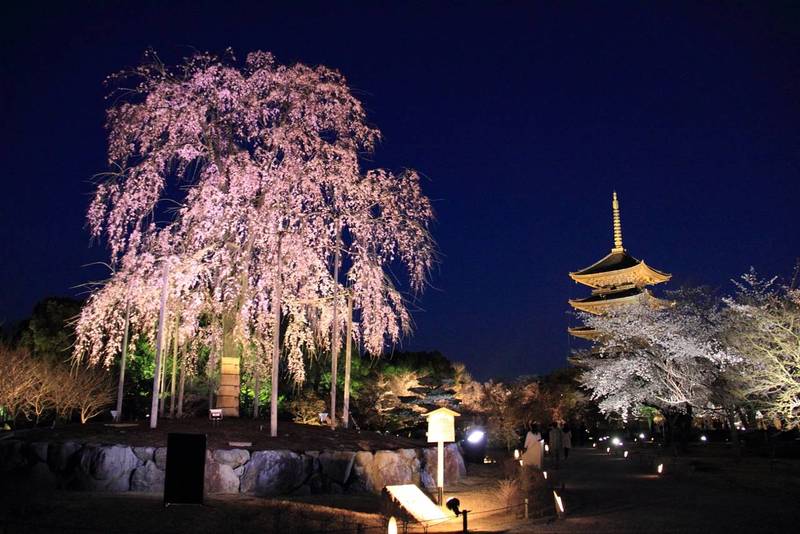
[466, 430, 485, 444]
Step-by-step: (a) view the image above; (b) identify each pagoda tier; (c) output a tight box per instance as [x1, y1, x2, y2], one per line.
[569, 287, 671, 315]
[567, 192, 671, 338]
[567, 325, 602, 340]
[569, 250, 671, 289]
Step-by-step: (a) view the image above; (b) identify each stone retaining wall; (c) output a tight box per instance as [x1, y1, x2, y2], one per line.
[0, 438, 465, 496]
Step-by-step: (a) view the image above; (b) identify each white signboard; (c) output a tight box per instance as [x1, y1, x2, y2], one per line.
[425, 407, 459, 443]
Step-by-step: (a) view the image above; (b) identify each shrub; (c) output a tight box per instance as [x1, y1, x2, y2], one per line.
[287, 392, 327, 425]
[496, 478, 520, 508]
[0, 344, 114, 426]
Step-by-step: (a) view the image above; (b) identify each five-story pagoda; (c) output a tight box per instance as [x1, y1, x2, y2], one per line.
[568, 192, 671, 339]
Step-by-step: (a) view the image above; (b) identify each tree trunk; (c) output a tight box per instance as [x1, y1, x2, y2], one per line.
[271, 236, 283, 438]
[158, 342, 167, 417]
[177, 350, 186, 418]
[149, 263, 169, 430]
[330, 231, 341, 429]
[115, 303, 131, 422]
[169, 317, 179, 417]
[726, 408, 741, 459]
[342, 292, 354, 428]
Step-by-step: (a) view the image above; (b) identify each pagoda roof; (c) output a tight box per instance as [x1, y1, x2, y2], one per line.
[569, 250, 671, 289]
[569, 287, 672, 315]
[569, 192, 671, 289]
[571, 249, 641, 276]
[567, 326, 602, 340]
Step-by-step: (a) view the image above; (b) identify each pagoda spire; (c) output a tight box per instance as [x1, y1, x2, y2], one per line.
[612, 191, 624, 252]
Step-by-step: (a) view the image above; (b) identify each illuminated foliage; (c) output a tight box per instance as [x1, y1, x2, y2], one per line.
[74, 50, 435, 421]
[727, 271, 800, 429]
[574, 290, 741, 417]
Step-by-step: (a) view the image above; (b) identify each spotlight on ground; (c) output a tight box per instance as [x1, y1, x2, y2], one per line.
[446, 497, 462, 516]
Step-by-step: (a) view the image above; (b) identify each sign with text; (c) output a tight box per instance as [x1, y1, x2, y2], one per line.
[425, 407, 460, 443]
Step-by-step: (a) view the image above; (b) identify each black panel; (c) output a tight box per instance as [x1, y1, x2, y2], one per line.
[164, 433, 207, 505]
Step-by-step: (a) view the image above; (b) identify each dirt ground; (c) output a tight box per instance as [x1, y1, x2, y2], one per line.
[2, 447, 799, 533]
[509, 446, 800, 533]
[9, 419, 424, 451]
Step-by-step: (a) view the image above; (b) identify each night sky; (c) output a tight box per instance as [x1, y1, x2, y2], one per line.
[2, 2, 799, 379]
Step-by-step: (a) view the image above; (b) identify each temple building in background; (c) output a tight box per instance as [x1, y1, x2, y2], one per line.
[568, 192, 671, 339]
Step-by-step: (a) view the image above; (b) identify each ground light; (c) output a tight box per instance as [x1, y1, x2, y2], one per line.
[700, 435, 708, 442]
[639, 433, 646, 439]
[657, 463, 664, 474]
[446, 497, 461, 515]
[384, 485, 448, 522]
[611, 437, 622, 447]
[545, 443, 550, 453]
[624, 450, 629, 458]
[446, 497, 470, 532]
[553, 490, 565, 516]
[387, 517, 397, 534]
[592, 442, 596, 448]
[514, 449, 520, 460]
[606, 447, 611, 453]
[543, 471, 548, 480]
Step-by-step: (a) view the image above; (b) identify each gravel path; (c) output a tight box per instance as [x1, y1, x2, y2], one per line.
[511, 447, 800, 533]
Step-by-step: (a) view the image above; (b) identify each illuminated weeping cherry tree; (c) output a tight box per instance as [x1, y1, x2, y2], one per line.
[73, 232, 214, 425]
[323, 167, 435, 427]
[76, 50, 435, 434]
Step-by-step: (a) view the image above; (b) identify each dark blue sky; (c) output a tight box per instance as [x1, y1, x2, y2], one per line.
[2, 2, 799, 379]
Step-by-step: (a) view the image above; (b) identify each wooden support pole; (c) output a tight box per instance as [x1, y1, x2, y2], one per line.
[169, 316, 179, 417]
[342, 292, 354, 428]
[114, 303, 130, 422]
[270, 237, 283, 438]
[437, 440, 444, 504]
[149, 262, 169, 430]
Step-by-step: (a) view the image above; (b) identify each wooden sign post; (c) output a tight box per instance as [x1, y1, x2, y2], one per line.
[424, 407, 460, 505]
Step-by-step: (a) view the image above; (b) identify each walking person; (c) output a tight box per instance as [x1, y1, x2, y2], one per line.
[563, 425, 572, 460]
[522, 423, 543, 468]
[548, 421, 563, 469]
